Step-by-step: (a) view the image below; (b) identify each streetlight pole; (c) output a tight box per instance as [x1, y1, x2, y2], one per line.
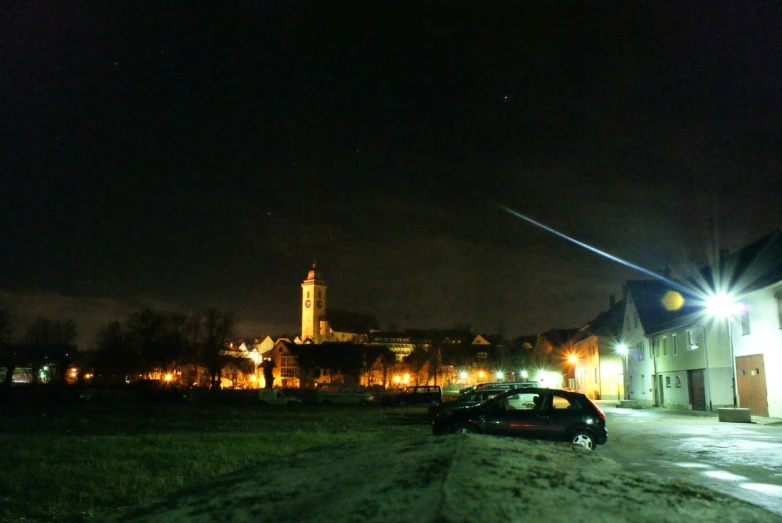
[726, 318, 738, 408]
[616, 343, 629, 402]
[706, 293, 740, 410]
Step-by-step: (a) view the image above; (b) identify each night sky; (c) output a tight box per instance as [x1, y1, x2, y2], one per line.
[2, 2, 781, 347]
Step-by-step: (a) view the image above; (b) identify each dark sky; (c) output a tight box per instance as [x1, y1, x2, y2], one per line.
[2, 2, 781, 347]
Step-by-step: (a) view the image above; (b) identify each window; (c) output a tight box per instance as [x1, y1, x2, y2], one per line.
[281, 356, 297, 367]
[687, 329, 698, 350]
[551, 395, 580, 410]
[661, 337, 667, 356]
[675, 376, 682, 388]
[307, 292, 310, 299]
[672, 334, 678, 355]
[317, 291, 322, 299]
[638, 341, 644, 360]
[740, 304, 751, 335]
[776, 293, 782, 329]
[281, 367, 298, 377]
[665, 376, 671, 388]
[634, 313, 639, 329]
[629, 376, 634, 394]
[477, 352, 488, 359]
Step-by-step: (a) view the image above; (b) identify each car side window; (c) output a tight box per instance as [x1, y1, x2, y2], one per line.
[552, 395, 581, 409]
[508, 393, 539, 410]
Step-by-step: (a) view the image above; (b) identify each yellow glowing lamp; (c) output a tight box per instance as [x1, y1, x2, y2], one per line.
[164, 373, 173, 382]
[568, 354, 578, 364]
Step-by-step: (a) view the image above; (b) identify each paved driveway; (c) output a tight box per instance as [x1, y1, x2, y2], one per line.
[601, 406, 782, 517]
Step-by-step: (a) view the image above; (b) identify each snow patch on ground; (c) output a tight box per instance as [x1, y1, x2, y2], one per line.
[109, 434, 780, 522]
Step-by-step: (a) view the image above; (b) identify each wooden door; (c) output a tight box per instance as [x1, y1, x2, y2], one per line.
[736, 354, 769, 417]
[688, 369, 706, 411]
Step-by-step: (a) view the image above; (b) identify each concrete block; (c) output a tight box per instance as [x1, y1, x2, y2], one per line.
[718, 408, 752, 423]
[619, 400, 640, 409]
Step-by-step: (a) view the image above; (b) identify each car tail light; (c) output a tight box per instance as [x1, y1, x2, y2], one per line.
[587, 398, 606, 421]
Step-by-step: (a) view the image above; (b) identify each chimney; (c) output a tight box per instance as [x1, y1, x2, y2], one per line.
[609, 294, 616, 308]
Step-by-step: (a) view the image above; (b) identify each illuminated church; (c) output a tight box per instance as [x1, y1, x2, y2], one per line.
[300, 263, 379, 344]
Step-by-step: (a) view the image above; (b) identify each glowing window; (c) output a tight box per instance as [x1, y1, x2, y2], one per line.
[740, 305, 751, 335]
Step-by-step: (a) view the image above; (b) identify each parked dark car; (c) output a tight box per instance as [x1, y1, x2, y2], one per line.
[428, 387, 506, 418]
[432, 387, 607, 450]
[136, 379, 191, 403]
[383, 385, 442, 406]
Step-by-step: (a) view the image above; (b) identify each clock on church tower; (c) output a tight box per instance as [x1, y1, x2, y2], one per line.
[301, 262, 327, 343]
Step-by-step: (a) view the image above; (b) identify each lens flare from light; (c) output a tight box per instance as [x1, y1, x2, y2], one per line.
[499, 205, 687, 292]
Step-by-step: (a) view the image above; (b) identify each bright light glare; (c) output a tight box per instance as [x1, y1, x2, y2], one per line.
[459, 371, 468, 380]
[567, 354, 578, 364]
[706, 293, 740, 318]
[164, 373, 173, 382]
[535, 370, 563, 388]
[674, 463, 710, 469]
[495, 371, 504, 380]
[740, 483, 782, 496]
[703, 470, 747, 481]
[616, 343, 628, 356]
[520, 370, 528, 379]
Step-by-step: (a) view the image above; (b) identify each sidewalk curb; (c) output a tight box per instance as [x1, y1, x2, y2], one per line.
[599, 402, 782, 426]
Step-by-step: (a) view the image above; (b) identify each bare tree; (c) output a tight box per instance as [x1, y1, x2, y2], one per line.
[0, 309, 16, 386]
[93, 321, 137, 384]
[23, 318, 77, 384]
[195, 308, 237, 392]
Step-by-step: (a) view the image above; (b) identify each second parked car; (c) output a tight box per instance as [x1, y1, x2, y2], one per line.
[432, 387, 607, 450]
[384, 385, 442, 406]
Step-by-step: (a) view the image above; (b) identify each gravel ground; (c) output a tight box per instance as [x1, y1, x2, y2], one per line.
[107, 434, 780, 523]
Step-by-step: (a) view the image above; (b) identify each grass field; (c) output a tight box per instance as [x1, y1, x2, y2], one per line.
[0, 396, 431, 522]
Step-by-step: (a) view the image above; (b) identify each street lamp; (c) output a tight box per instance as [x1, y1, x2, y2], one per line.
[706, 293, 741, 408]
[616, 343, 628, 401]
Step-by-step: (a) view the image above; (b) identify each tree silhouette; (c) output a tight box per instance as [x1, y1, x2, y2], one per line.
[195, 308, 237, 392]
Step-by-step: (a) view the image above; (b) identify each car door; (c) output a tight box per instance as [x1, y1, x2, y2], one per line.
[536, 392, 585, 440]
[479, 392, 543, 438]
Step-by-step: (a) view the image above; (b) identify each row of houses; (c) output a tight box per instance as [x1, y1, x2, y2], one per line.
[568, 230, 781, 418]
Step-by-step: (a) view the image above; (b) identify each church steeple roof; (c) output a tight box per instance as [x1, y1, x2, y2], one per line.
[306, 261, 322, 281]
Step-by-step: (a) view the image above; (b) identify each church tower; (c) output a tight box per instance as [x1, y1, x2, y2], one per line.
[301, 262, 327, 343]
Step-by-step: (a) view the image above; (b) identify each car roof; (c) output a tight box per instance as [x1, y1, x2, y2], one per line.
[501, 387, 585, 397]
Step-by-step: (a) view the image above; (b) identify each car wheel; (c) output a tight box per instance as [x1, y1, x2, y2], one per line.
[453, 424, 477, 434]
[571, 431, 595, 450]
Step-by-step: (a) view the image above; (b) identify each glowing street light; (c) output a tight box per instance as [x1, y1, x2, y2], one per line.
[459, 370, 468, 381]
[520, 369, 528, 380]
[495, 370, 505, 381]
[706, 292, 740, 408]
[616, 343, 628, 401]
[567, 354, 578, 364]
